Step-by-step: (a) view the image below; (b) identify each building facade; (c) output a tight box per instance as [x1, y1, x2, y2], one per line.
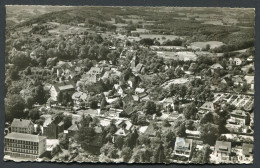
[11, 118, 34, 134]
[4, 132, 46, 159]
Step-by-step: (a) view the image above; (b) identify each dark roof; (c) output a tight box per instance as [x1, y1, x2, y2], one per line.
[11, 118, 33, 128]
[242, 143, 253, 155]
[5, 132, 46, 142]
[53, 81, 76, 92]
[215, 141, 231, 153]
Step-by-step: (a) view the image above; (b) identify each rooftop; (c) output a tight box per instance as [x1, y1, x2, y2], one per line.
[5, 132, 46, 142]
[215, 141, 231, 153]
[11, 118, 33, 128]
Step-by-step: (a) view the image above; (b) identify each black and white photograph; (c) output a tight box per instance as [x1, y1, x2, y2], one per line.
[4, 6, 255, 164]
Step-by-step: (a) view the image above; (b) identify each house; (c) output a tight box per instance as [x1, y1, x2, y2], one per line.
[80, 67, 104, 84]
[120, 106, 135, 118]
[122, 94, 135, 107]
[247, 55, 254, 62]
[144, 123, 158, 137]
[214, 141, 232, 163]
[228, 110, 250, 126]
[232, 75, 245, 86]
[4, 132, 46, 159]
[241, 143, 253, 163]
[161, 97, 175, 112]
[234, 58, 245, 66]
[185, 130, 200, 139]
[43, 115, 64, 139]
[114, 120, 133, 137]
[173, 137, 193, 159]
[200, 101, 215, 111]
[11, 118, 34, 134]
[50, 81, 76, 101]
[135, 88, 145, 94]
[244, 75, 254, 90]
[113, 84, 124, 97]
[67, 124, 80, 137]
[210, 63, 223, 73]
[72, 91, 88, 106]
[198, 101, 215, 117]
[107, 108, 124, 118]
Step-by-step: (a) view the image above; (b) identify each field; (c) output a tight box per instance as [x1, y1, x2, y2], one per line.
[157, 51, 197, 61]
[139, 34, 184, 43]
[190, 41, 225, 50]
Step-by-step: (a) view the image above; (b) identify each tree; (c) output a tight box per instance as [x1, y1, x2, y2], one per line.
[200, 112, 217, 125]
[25, 96, 34, 109]
[51, 145, 62, 157]
[5, 94, 25, 122]
[77, 126, 95, 150]
[125, 129, 139, 149]
[33, 84, 49, 105]
[163, 120, 171, 127]
[143, 101, 157, 115]
[114, 136, 124, 149]
[138, 135, 151, 146]
[153, 143, 166, 163]
[173, 120, 186, 137]
[200, 123, 218, 145]
[7, 66, 19, 80]
[100, 143, 118, 159]
[89, 99, 98, 109]
[99, 46, 110, 60]
[121, 146, 132, 162]
[11, 51, 31, 70]
[28, 108, 40, 121]
[191, 144, 212, 164]
[183, 103, 198, 120]
[100, 97, 107, 110]
[131, 113, 138, 125]
[59, 133, 69, 150]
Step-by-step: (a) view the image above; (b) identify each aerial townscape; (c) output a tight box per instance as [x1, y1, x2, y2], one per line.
[4, 6, 254, 164]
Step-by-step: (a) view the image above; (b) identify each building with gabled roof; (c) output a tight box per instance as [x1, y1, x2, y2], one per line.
[50, 81, 76, 101]
[11, 118, 34, 134]
[43, 115, 64, 139]
[200, 101, 215, 111]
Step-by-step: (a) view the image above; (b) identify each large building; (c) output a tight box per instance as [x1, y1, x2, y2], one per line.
[4, 132, 46, 159]
[43, 115, 64, 139]
[49, 81, 76, 101]
[11, 118, 34, 134]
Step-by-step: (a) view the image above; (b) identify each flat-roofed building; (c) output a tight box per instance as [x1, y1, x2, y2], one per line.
[214, 141, 231, 163]
[4, 132, 46, 159]
[173, 137, 193, 158]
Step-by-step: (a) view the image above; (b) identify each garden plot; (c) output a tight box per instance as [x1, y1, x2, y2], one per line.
[190, 41, 225, 50]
